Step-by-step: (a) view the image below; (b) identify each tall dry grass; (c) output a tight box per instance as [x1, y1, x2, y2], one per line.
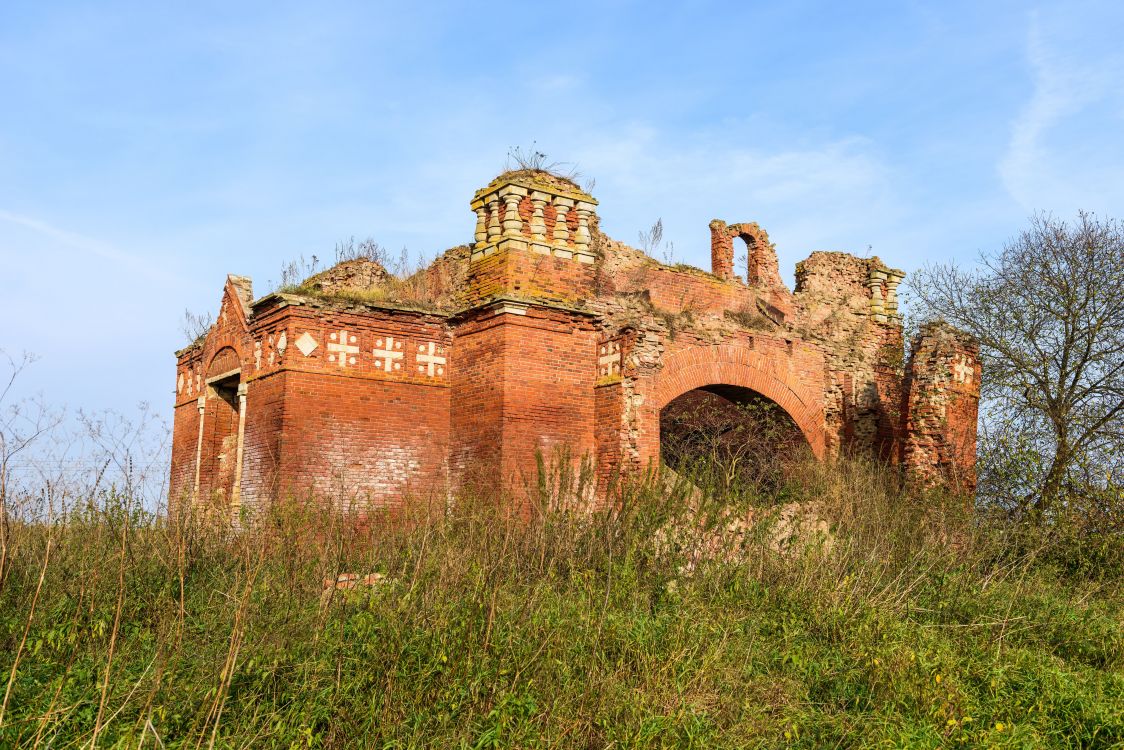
[0, 453, 1120, 748]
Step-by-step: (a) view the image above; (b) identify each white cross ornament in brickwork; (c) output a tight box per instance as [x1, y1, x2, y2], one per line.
[952, 355, 973, 384]
[416, 341, 446, 377]
[327, 330, 359, 367]
[372, 336, 404, 372]
[599, 341, 621, 378]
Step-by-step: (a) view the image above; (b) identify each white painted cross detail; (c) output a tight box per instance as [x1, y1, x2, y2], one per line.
[372, 336, 405, 372]
[327, 330, 360, 367]
[952, 355, 973, 384]
[599, 340, 621, 378]
[416, 341, 446, 377]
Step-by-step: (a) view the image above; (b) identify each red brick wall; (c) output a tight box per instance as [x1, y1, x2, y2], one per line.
[793, 251, 907, 459]
[464, 245, 595, 306]
[446, 304, 603, 506]
[169, 397, 200, 513]
[273, 369, 449, 512]
[499, 308, 598, 494]
[708, 220, 735, 281]
[264, 305, 452, 512]
[594, 381, 624, 497]
[449, 308, 507, 489]
[238, 371, 284, 515]
[873, 324, 906, 462]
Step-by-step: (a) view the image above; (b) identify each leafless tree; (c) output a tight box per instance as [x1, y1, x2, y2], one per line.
[0, 351, 63, 596]
[910, 212, 1124, 518]
[180, 309, 214, 344]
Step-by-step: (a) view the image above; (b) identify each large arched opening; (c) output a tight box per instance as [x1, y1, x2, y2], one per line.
[635, 344, 827, 487]
[660, 384, 812, 492]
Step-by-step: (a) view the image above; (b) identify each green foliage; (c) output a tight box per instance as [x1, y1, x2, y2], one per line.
[0, 463, 1121, 748]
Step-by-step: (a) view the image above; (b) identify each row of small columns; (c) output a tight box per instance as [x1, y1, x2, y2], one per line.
[472, 185, 596, 261]
[868, 269, 905, 323]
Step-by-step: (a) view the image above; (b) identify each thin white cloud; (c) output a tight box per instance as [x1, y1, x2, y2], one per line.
[1000, 11, 1124, 211]
[568, 124, 900, 266]
[0, 210, 175, 283]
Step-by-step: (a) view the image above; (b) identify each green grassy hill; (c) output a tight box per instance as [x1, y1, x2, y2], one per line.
[1, 460, 1121, 748]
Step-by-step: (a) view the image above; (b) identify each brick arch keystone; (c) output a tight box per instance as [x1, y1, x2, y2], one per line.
[640, 345, 826, 460]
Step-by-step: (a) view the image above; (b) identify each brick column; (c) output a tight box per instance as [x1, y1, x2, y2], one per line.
[902, 322, 981, 494]
[192, 395, 206, 503]
[708, 219, 735, 280]
[230, 382, 248, 523]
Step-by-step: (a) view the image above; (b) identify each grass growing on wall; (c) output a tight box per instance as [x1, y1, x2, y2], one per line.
[0, 458, 1121, 748]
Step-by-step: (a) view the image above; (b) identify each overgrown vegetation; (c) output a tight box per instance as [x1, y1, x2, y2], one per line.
[0, 451, 1120, 748]
[724, 305, 778, 332]
[272, 237, 447, 311]
[502, 145, 594, 194]
[3, 207, 1124, 746]
[639, 218, 678, 266]
[661, 388, 809, 494]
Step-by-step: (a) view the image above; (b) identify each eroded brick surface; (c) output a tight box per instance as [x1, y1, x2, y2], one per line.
[901, 322, 981, 493]
[170, 169, 980, 518]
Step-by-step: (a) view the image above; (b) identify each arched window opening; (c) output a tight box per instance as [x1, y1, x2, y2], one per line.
[659, 385, 810, 493]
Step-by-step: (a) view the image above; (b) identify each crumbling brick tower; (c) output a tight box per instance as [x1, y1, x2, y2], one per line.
[170, 169, 980, 520]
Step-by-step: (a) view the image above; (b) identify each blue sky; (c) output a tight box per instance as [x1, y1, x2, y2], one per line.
[2, 0, 1123, 421]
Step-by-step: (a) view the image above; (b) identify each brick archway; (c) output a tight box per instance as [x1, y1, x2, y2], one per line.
[639, 344, 826, 462]
[206, 346, 242, 378]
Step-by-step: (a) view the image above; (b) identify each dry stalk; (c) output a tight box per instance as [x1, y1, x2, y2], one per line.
[200, 554, 260, 750]
[90, 511, 131, 748]
[0, 533, 52, 726]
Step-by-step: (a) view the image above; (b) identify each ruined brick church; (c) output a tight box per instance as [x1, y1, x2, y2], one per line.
[170, 169, 980, 518]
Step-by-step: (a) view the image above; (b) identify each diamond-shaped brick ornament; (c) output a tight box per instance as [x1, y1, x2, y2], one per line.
[295, 332, 319, 357]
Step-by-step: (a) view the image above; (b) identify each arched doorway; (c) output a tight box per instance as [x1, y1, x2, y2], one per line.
[634, 344, 827, 479]
[660, 384, 811, 491]
[198, 346, 244, 508]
